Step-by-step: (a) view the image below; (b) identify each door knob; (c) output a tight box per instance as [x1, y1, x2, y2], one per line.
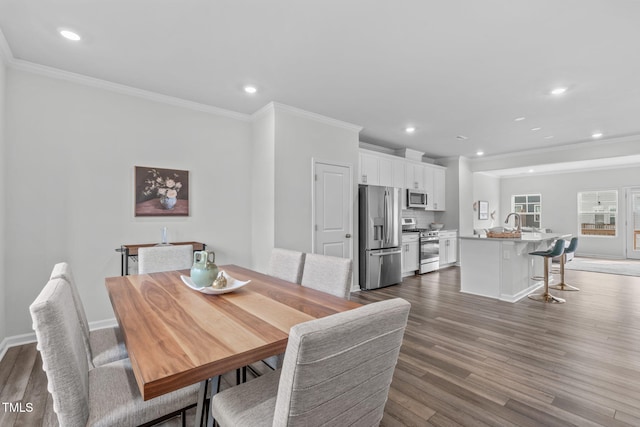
[345, 234, 352, 238]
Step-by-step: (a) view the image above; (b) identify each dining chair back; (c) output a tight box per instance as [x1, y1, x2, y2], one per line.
[138, 244, 193, 274]
[49, 262, 90, 351]
[31, 278, 91, 425]
[300, 253, 352, 299]
[211, 298, 411, 426]
[268, 248, 305, 283]
[50, 262, 127, 368]
[30, 278, 198, 426]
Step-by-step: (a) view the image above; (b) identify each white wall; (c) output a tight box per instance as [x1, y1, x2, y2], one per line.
[0, 56, 6, 343]
[250, 106, 276, 274]
[473, 172, 501, 231]
[458, 157, 474, 236]
[500, 166, 640, 258]
[4, 69, 253, 336]
[273, 105, 360, 256]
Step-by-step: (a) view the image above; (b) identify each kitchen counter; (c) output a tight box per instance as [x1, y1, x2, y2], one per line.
[459, 233, 570, 302]
[459, 232, 565, 242]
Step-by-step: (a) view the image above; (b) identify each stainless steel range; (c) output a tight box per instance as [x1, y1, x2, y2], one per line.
[401, 218, 440, 274]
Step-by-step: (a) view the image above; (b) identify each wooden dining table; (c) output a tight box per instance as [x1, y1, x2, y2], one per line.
[105, 264, 361, 426]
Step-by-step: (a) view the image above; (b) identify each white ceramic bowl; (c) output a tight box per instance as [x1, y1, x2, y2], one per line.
[430, 223, 444, 230]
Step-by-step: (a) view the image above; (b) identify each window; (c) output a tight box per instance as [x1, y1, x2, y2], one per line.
[511, 194, 541, 228]
[578, 190, 617, 237]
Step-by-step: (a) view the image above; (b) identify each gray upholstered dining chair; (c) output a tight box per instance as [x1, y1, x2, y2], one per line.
[210, 298, 410, 426]
[300, 253, 353, 299]
[262, 248, 305, 370]
[268, 248, 305, 284]
[138, 244, 193, 274]
[50, 262, 128, 368]
[30, 278, 199, 427]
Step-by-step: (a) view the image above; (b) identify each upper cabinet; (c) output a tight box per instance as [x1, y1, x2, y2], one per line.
[359, 151, 396, 187]
[405, 162, 425, 191]
[425, 165, 446, 211]
[391, 158, 406, 189]
[359, 152, 380, 185]
[359, 149, 446, 211]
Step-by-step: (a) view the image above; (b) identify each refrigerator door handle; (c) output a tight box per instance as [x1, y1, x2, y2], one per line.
[384, 188, 390, 244]
[369, 249, 402, 256]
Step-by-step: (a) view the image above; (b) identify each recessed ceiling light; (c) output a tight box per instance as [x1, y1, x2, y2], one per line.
[528, 169, 535, 173]
[550, 87, 568, 96]
[592, 132, 603, 139]
[59, 29, 81, 41]
[531, 127, 541, 131]
[405, 126, 416, 133]
[476, 151, 484, 156]
[456, 135, 468, 140]
[243, 85, 257, 94]
[544, 135, 554, 139]
[514, 117, 526, 122]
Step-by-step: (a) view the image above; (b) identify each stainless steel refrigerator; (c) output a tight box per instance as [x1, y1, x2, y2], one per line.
[359, 185, 402, 290]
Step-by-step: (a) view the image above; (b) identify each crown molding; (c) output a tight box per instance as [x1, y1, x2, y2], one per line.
[471, 133, 640, 164]
[0, 27, 13, 66]
[9, 58, 252, 122]
[250, 102, 275, 121]
[269, 102, 363, 133]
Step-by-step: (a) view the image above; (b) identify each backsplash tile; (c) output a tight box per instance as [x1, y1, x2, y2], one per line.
[402, 209, 436, 229]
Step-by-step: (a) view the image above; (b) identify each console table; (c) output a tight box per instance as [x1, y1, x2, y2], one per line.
[115, 241, 206, 275]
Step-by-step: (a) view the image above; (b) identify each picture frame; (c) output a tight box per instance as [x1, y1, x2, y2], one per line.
[135, 166, 189, 217]
[478, 200, 489, 220]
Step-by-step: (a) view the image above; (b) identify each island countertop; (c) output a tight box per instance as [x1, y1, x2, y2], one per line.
[459, 232, 569, 242]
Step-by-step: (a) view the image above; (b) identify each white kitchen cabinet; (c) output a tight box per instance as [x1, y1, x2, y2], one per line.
[439, 230, 458, 266]
[423, 166, 435, 209]
[359, 152, 379, 185]
[359, 151, 394, 187]
[405, 162, 425, 191]
[392, 158, 406, 189]
[359, 150, 446, 211]
[432, 167, 446, 211]
[378, 156, 393, 187]
[402, 233, 420, 275]
[424, 164, 446, 211]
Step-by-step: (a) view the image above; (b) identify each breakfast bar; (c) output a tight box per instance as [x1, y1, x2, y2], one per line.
[459, 232, 570, 302]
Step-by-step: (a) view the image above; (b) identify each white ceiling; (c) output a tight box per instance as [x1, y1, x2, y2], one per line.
[1, 0, 640, 160]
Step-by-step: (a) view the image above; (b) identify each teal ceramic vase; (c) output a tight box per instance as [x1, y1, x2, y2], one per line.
[190, 251, 218, 287]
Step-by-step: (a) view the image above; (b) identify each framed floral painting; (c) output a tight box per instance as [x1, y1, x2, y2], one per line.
[135, 166, 189, 216]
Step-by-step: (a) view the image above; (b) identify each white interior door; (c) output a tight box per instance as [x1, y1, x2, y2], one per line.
[313, 161, 352, 258]
[627, 188, 640, 259]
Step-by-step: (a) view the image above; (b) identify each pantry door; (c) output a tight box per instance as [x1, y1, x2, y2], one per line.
[312, 160, 353, 259]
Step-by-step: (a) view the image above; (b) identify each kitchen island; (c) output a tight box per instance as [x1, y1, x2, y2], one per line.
[459, 232, 570, 302]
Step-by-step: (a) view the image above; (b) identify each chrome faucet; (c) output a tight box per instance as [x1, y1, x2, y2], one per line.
[505, 212, 522, 232]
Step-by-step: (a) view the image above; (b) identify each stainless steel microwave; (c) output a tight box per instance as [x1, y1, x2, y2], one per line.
[407, 189, 427, 209]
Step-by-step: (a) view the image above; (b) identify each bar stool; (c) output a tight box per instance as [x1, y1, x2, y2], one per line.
[528, 239, 566, 303]
[550, 237, 579, 291]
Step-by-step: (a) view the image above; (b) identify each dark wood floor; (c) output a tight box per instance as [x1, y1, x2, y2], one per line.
[2, 266, 640, 426]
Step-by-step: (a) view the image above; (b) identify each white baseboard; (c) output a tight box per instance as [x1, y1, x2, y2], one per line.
[88, 318, 119, 330]
[0, 318, 119, 362]
[0, 332, 37, 362]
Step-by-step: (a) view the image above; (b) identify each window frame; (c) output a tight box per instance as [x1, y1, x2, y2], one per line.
[510, 194, 542, 229]
[577, 190, 618, 238]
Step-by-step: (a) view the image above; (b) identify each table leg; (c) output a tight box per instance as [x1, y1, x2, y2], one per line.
[206, 376, 220, 427]
[124, 248, 130, 276]
[194, 379, 209, 427]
